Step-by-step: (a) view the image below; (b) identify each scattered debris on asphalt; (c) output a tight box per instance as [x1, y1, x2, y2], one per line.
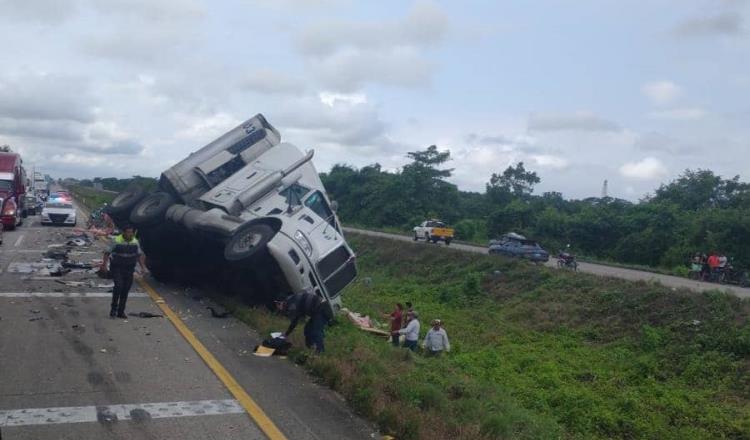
[207, 306, 230, 318]
[128, 312, 163, 318]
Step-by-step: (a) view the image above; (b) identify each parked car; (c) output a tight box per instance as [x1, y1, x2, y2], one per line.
[488, 233, 549, 262]
[41, 201, 77, 226]
[106, 114, 356, 313]
[413, 220, 454, 245]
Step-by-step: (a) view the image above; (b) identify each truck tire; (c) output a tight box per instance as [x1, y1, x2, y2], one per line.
[109, 188, 146, 219]
[413, 233, 418, 241]
[224, 223, 275, 261]
[445, 238, 452, 246]
[130, 192, 175, 227]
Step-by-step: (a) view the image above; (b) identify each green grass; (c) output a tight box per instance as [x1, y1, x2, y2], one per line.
[223, 233, 750, 439]
[65, 185, 115, 212]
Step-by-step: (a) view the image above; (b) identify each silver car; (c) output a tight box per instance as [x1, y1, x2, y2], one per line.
[488, 233, 549, 263]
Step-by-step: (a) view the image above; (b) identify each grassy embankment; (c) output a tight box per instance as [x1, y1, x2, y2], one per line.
[66, 185, 116, 212]
[223, 233, 750, 440]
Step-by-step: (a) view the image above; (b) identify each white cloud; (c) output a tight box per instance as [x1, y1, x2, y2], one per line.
[528, 111, 621, 132]
[0, 0, 77, 24]
[642, 81, 682, 106]
[240, 69, 305, 95]
[319, 92, 367, 107]
[295, 1, 448, 91]
[647, 107, 707, 121]
[619, 157, 668, 180]
[530, 154, 569, 170]
[674, 12, 743, 37]
[296, 0, 448, 56]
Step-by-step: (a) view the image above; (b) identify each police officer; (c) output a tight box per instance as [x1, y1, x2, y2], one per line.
[275, 290, 333, 353]
[101, 224, 147, 318]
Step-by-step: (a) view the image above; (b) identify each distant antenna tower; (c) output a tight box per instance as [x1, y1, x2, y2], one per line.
[601, 179, 609, 198]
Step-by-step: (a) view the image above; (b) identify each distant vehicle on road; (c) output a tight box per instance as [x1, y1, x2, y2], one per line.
[488, 232, 549, 263]
[41, 201, 77, 226]
[0, 148, 28, 229]
[23, 193, 40, 215]
[107, 114, 356, 313]
[48, 192, 71, 203]
[413, 220, 454, 245]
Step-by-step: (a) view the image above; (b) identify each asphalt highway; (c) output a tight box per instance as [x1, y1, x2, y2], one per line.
[344, 227, 750, 299]
[0, 204, 375, 439]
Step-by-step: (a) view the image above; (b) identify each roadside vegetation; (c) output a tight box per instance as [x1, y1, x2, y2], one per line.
[322, 146, 750, 273]
[66, 185, 116, 211]
[225, 233, 750, 440]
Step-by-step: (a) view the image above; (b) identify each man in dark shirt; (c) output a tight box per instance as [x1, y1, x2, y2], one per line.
[276, 290, 333, 353]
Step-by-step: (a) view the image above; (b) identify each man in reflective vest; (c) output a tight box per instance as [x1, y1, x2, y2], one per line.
[101, 224, 147, 318]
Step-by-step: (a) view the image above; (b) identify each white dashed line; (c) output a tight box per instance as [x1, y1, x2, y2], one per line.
[0, 399, 244, 427]
[13, 234, 25, 247]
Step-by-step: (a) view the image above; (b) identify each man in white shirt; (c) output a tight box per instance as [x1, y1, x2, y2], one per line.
[394, 311, 420, 351]
[423, 319, 450, 356]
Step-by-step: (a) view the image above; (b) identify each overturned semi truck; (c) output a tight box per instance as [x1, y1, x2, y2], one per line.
[107, 114, 356, 312]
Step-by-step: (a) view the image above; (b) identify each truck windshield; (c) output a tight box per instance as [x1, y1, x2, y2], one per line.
[304, 191, 337, 230]
[0, 180, 12, 191]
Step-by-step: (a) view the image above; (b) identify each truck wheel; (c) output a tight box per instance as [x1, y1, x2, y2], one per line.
[445, 238, 452, 246]
[224, 223, 275, 261]
[130, 192, 175, 227]
[413, 233, 418, 241]
[109, 188, 146, 218]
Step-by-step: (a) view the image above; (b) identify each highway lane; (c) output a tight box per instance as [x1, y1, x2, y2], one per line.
[0, 202, 376, 439]
[344, 227, 750, 299]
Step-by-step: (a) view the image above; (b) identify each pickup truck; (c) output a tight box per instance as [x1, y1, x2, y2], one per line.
[107, 114, 356, 313]
[413, 220, 454, 245]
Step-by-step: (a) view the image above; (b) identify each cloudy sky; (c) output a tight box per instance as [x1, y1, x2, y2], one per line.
[0, 0, 748, 200]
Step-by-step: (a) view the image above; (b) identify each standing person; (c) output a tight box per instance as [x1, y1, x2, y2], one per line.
[101, 225, 147, 318]
[423, 319, 451, 356]
[276, 290, 333, 353]
[718, 253, 728, 269]
[402, 302, 414, 328]
[394, 311, 420, 351]
[384, 303, 404, 346]
[707, 252, 721, 280]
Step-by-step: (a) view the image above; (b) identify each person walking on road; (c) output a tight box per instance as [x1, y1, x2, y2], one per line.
[101, 225, 147, 319]
[423, 319, 450, 356]
[394, 311, 420, 351]
[384, 303, 404, 346]
[276, 290, 333, 353]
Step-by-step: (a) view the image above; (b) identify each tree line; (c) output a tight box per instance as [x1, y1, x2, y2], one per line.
[321, 146, 750, 271]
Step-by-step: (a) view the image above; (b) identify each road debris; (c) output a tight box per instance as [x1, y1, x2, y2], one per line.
[128, 312, 163, 318]
[207, 306, 230, 318]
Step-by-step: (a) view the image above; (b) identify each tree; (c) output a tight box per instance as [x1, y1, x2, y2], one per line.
[487, 162, 540, 203]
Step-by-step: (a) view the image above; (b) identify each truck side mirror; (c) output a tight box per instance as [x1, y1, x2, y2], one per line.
[330, 200, 338, 212]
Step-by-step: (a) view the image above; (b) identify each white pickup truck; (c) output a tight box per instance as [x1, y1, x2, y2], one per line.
[107, 114, 356, 312]
[413, 219, 455, 245]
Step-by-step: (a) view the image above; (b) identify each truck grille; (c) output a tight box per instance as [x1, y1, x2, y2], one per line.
[317, 246, 351, 280]
[49, 214, 69, 224]
[324, 260, 357, 298]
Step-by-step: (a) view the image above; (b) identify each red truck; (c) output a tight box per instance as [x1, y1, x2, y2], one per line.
[0, 149, 27, 230]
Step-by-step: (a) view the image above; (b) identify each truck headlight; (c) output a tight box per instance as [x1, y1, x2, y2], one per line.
[293, 230, 313, 256]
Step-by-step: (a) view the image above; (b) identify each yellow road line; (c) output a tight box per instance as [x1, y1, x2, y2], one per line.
[136, 277, 288, 440]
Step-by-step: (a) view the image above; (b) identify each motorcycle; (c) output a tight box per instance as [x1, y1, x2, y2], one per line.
[556, 247, 578, 271]
[718, 262, 750, 287]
